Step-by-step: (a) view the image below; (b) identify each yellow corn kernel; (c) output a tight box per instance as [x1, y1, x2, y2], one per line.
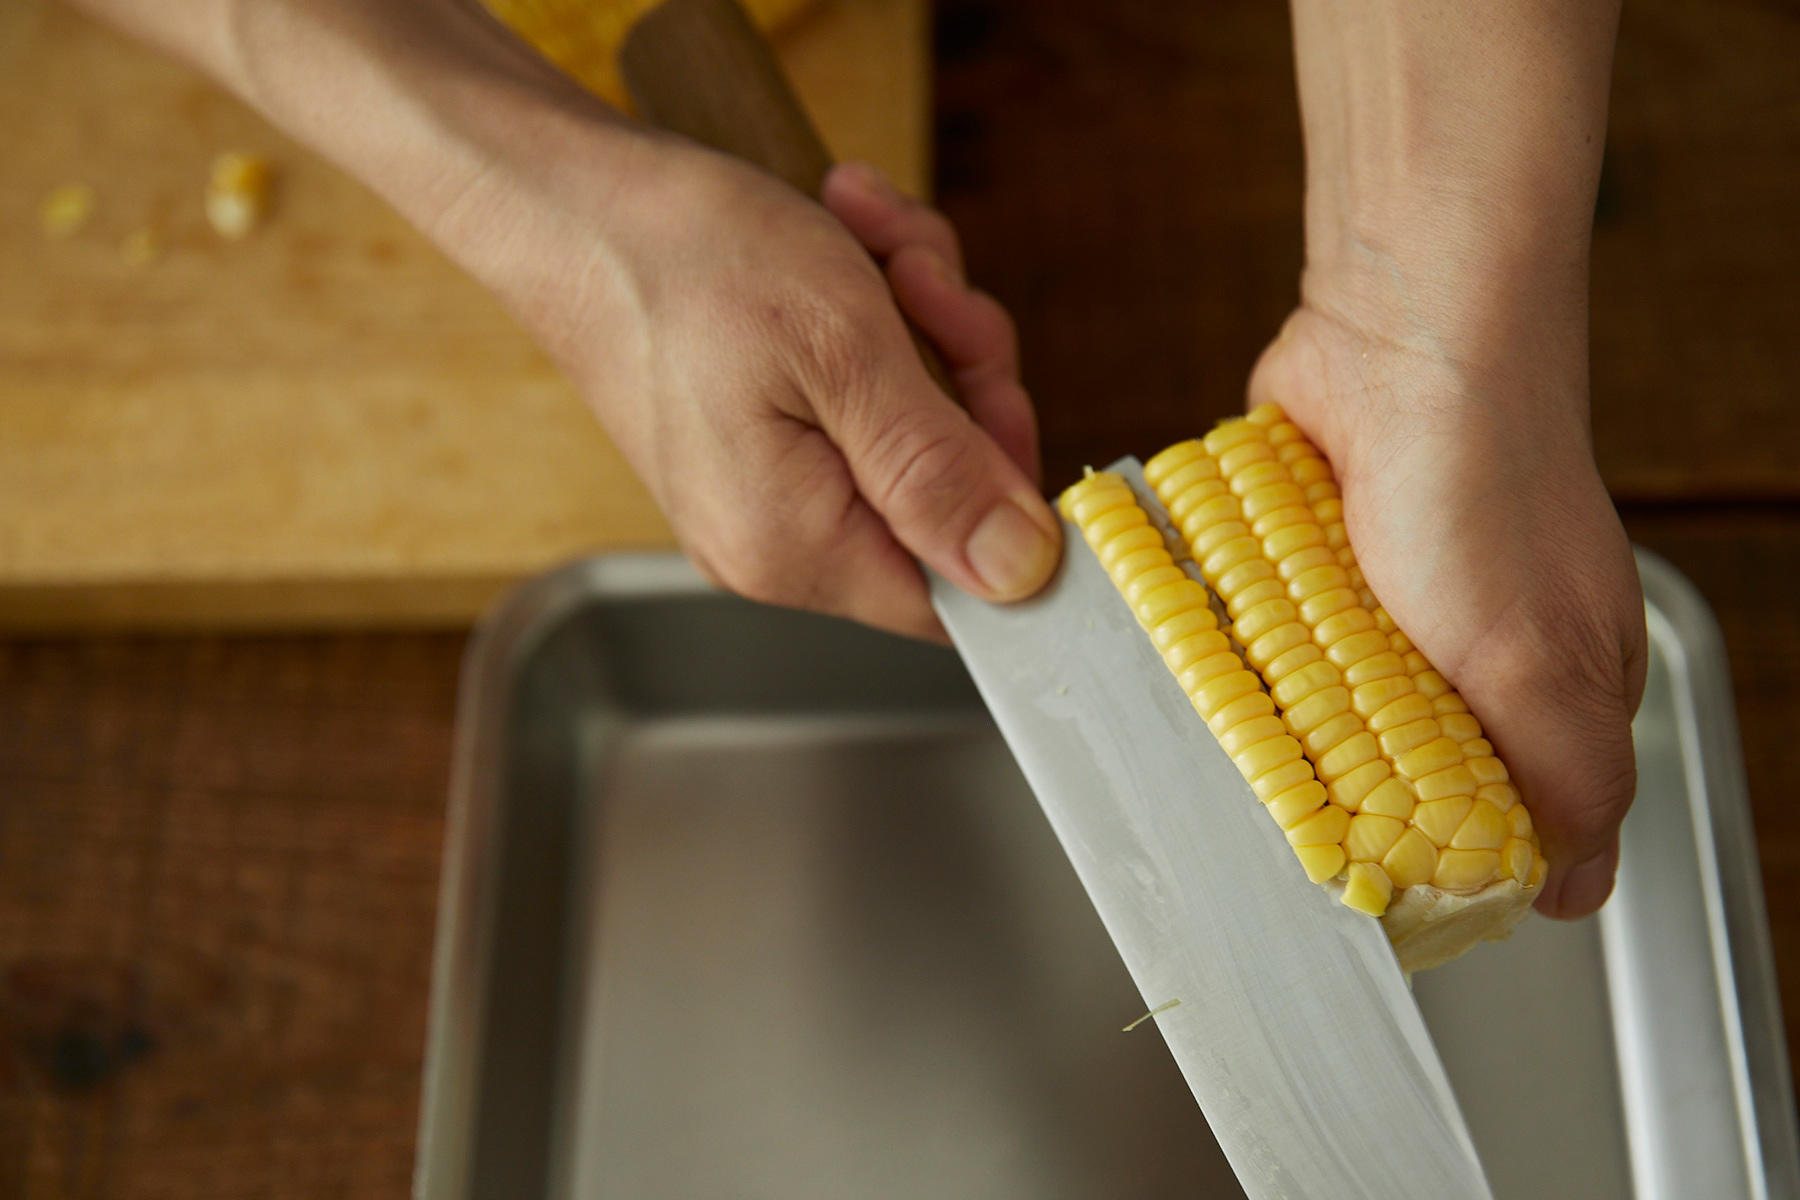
[1346, 813, 1407, 863]
[1327, 759, 1391, 811]
[1343, 650, 1406, 687]
[1299, 711, 1364, 759]
[1152, 609, 1217, 653]
[1288, 564, 1352, 604]
[1159, 458, 1224, 498]
[1144, 586, 1214, 635]
[1412, 796, 1474, 846]
[1272, 660, 1341, 709]
[1242, 482, 1305, 522]
[1382, 829, 1438, 888]
[1218, 714, 1289, 758]
[1433, 693, 1471, 715]
[1342, 862, 1394, 915]
[1415, 764, 1479, 802]
[1282, 684, 1351, 735]
[1235, 735, 1305, 784]
[1248, 621, 1307, 666]
[1506, 804, 1534, 840]
[1234, 598, 1297, 644]
[1204, 420, 1264, 456]
[205, 152, 273, 239]
[1379, 612, 1401, 637]
[40, 182, 95, 238]
[1206, 690, 1276, 737]
[1315, 730, 1379, 781]
[1165, 627, 1232, 668]
[1266, 642, 1325, 683]
[1437, 712, 1484, 743]
[1476, 781, 1521, 812]
[1462, 737, 1496, 760]
[1264, 523, 1327, 562]
[1395, 736, 1463, 781]
[1252, 504, 1313, 539]
[1401, 650, 1431, 675]
[1082, 505, 1146, 544]
[1125, 565, 1186, 606]
[1294, 843, 1348, 885]
[1359, 777, 1418, 819]
[1185, 515, 1249, 557]
[1275, 545, 1339, 581]
[1109, 545, 1171, 581]
[1190, 669, 1261, 717]
[1228, 460, 1288, 498]
[1325, 629, 1393, 670]
[1351, 674, 1416, 720]
[1203, 536, 1264, 580]
[1434, 849, 1502, 891]
[1226, 576, 1288, 617]
[1313, 606, 1377, 647]
[1144, 440, 1209, 486]
[1502, 838, 1535, 885]
[1367, 692, 1433, 733]
[1267, 780, 1328, 827]
[1303, 586, 1353, 626]
[1175, 651, 1242, 691]
[1169, 480, 1230, 524]
[1529, 856, 1549, 889]
[1286, 803, 1351, 847]
[1467, 756, 1510, 786]
[1067, 484, 1134, 525]
[1414, 669, 1452, 698]
[1099, 525, 1165, 569]
[1377, 717, 1443, 759]
[1252, 759, 1319, 802]
[1450, 799, 1508, 851]
[1219, 441, 1275, 477]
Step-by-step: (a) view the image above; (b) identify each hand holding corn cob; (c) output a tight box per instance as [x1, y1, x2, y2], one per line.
[1246, 314, 1648, 922]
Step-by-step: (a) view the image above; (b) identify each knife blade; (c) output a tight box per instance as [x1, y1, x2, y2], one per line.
[931, 458, 1493, 1200]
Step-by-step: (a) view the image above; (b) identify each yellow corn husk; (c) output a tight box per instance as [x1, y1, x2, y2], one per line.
[480, 0, 815, 109]
[1060, 405, 1547, 972]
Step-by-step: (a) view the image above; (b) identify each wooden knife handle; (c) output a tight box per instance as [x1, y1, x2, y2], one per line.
[619, 0, 955, 392]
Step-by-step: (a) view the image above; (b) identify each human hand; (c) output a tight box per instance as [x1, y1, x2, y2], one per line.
[1248, 300, 1646, 918]
[443, 135, 1057, 641]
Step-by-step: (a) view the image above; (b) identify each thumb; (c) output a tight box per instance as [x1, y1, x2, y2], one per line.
[823, 360, 1061, 603]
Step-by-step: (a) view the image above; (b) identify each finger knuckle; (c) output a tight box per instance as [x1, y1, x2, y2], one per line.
[868, 412, 982, 524]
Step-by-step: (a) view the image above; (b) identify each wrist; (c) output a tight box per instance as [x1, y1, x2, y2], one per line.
[1288, 0, 1618, 377]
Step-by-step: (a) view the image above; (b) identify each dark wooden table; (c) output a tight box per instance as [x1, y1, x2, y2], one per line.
[5, 1, 1798, 1194]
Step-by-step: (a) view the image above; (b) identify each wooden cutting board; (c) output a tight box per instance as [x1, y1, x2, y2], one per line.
[0, 0, 927, 630]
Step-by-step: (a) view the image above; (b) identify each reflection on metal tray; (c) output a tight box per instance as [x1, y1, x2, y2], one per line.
[415, 550, 1799, 1200]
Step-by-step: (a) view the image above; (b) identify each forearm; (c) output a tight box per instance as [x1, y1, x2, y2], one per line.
[1288, 0, 1620, 372]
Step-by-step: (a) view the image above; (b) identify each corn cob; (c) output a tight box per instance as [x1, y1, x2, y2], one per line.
[1058, 403, 1546, 972]
[479, 0, 814, 108]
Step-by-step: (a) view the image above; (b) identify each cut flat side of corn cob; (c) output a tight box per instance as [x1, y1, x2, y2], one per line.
[480, 0, 814, 107]
[1063, 407, 1545, 972]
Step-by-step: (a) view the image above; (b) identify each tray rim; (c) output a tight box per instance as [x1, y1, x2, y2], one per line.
[413, 550, 1798, 1200]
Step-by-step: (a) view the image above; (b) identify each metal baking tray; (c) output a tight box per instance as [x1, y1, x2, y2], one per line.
[415, 550, 1799, 1199]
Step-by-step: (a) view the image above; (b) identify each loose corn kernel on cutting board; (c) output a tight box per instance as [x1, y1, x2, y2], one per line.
[0, 0, 927, 630]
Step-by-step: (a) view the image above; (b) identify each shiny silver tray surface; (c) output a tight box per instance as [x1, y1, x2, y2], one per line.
[416, 551, 1799, 1199]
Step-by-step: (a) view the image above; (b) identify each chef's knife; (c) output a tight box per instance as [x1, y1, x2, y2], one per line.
[620, 4, 1492, 1195]
[932, 460, 1493, 1198]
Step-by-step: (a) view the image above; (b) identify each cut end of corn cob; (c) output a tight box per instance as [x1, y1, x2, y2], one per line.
[1064, 405, 1547, 973]
[205, 153, 273, 240]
